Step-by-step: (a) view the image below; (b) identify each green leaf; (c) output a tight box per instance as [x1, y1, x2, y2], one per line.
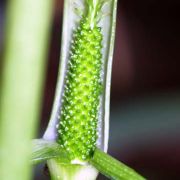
[90, 148, 146, 180]
[31, 139, 70, 165]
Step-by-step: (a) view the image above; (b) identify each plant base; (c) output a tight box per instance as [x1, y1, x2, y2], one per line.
[47, 159, 98, 180]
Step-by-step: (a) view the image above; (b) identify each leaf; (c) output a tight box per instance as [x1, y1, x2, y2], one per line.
[90, 148, 146, 180]
[31, 139, 70, 165]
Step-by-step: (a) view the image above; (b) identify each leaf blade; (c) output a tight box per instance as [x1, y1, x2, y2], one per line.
[90, 148, 146, 180]
[31, 139, 70, 165]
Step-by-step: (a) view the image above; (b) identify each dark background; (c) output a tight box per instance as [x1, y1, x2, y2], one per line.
[1, 0, 180, 179]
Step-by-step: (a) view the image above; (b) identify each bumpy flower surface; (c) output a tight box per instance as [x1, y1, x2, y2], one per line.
[57, 18, 103, 162]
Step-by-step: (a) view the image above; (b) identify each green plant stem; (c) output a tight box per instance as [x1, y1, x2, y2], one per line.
[47, 160, 98, 180]
[0, 0, 53, 180]
[90, 148, 146, 180]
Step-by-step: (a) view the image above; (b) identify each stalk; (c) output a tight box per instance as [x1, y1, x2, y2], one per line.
[0, 0, 53, 180]
[48, 160, 98, 180]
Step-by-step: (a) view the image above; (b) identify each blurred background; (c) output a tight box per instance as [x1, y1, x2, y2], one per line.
[1, 0, 180, 179]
